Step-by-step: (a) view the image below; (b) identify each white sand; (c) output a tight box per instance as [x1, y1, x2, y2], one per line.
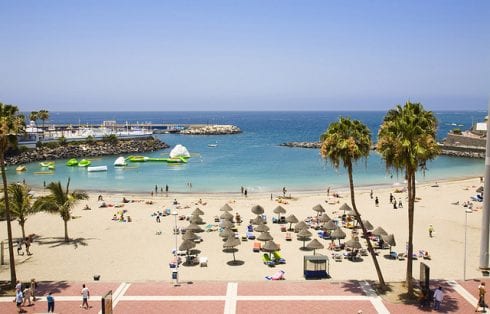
[0, 177, 485, 283]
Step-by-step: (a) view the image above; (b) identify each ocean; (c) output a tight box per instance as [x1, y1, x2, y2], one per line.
[9, 111, 486, 193]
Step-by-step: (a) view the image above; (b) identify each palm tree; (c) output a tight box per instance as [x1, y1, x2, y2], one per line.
[320, 117, 386, 289]
[0, 102, 25, 287]
[34, 179, 88, 242]
[38, 109, 49, 131]
[0, 183, 37, 239]
[29, 111, 38, 125]
[377, 101, 440, 297]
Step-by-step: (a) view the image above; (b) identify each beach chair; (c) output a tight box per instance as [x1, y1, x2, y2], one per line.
[262, 253, 275, 266]
[280, 225, 287, 232]
[199, 256, 208, 267]
[397, 253, 406, 260]
[272, 251, 286, 264]
[253, 242, 262, 252]
[241, 234, 248, 241]
[334, 254, 342, 262]
[247, 225, 254, 232]
[285, 232, 292, 241]
[247, 232, 256, 240]
[389, 251, 398, 259]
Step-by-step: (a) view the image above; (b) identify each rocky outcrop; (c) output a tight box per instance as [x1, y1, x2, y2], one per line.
[280, 142, 321, 149]
[180, 125, 241, 135]
[6, 137, 169, 165]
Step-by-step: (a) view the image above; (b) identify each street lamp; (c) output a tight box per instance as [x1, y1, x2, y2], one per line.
[464, 208, 472, 280]
[172, 211, 179, 286]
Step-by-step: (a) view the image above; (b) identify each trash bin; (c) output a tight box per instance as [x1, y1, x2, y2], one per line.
[172, 270, 178, 280]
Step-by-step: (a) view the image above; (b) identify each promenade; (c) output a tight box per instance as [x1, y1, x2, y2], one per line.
[0, 279, 483, 313]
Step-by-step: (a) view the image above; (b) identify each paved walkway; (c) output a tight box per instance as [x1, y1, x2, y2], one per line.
[0, 280, 482, 313]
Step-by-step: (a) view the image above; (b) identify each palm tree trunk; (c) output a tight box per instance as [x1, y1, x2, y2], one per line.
[0, 154, 17, 287]
[347, 163, 386, 289]
[406, 170, 415, 297]
[64, 219, 69, 242]
[20, 221, 26, 240]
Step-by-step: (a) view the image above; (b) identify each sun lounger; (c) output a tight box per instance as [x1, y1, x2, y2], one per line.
[262, 253, 275, 266]
[397, 253, 406, 260]
[253, 242, 261, 252]
[199, 256, 208, 267]
[285, 232, 292, 241]
[272, 251, 286, 264]
[247, 232, 256, 240]
[334, 253, 342, 262]
[241, 234, 248, 241]
[280, 225, 287, 232]
[389, 251, 398, 259]
[247, 225, 254, 232]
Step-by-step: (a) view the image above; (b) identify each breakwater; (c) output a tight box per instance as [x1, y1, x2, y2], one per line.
[179, 124, 241, 135]
[280, 142, 321, 148]
[6, 137, 169, 165]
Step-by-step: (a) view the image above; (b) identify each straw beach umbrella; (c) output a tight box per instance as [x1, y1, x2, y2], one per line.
[372, 226, 388, 237]
[286, 214, 299, 230]
[294, 221, 308, 232]
[345, 238, 362, 250]
[190, 215, 204, 225]
[306, 239, 324, 255]
[219, 220, 234, 229]
[312, 204, 325, 220]
[251, 205, 265, 215]
[297, 228, 312, 248]
[262, 240, 280, 259]
[257, 231, 273, 242]
[220, 204, 233, 212]
[363, 220, 374, 231]
[179, 239, 196, 260]
[219, 227, 234, 239]
[251, 215, 264, 225]
[220, 211, 233, 221]
[339, 203, 353, 215]
[186, 223, 203, 233]
[223, 237, 241, 263]
[382, 234, 396, 253]
[323, 219, 337, 232]
[273, 206, 287, 221]
[330, 227, 347, 246]
[182, 230, 198, 241]
[254, 223, 269, 233]
[319, 213, 331, 223]
[192, 208, 204, 216]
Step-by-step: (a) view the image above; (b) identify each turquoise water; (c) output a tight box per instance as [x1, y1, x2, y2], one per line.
[9, 111, 485, 193]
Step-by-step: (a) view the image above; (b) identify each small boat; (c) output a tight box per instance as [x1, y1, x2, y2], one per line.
[66, 158, 79, 166]
[40, 161, 55, 167]
[78, 159, 92, 167]
[87, 165, 108, 172]
[208, 144, 218, 147]
[16, 165, 26, 172]
[114, 156, 127, 167]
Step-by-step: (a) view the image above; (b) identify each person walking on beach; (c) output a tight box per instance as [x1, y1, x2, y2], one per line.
[398, 198, 403, 208]
[17, 239, 23, 255]
[389, 193, 394, 203]
[81, 284, 90, 309]
[370, 190, 373, 199]
[22, 286, 32, 306]
[429, 224, 434, 237]
[15, 288, 24, 313]
[282, 187, 287, 197]
[165, 184, 169, 196]
[374, 196, 379, 207]
[241, 186, 244, 194]
[155, 185, 158, 194]
[433, 286, 444, 310]
[46, 292, 55, 313]
[25, 237, 32, 256]
[30, 279, 37, 301]
[476, 282, 487, 312]
[244, 189, 248, 198]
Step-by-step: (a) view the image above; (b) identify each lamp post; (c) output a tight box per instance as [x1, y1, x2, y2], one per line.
[464, 208, 472, 280]
[172, 211, 179, 286]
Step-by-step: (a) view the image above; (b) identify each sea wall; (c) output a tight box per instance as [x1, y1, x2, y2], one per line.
[280, 142, 321, 148]
[180, 125, 241, 135]
[6, 137, 169, 165]
[443, 133, 486, 148]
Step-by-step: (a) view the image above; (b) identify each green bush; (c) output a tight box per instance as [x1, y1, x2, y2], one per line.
[452, 128, 462, 135]
[102, 134, 118, 144]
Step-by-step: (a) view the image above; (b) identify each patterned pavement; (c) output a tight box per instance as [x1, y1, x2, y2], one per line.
[0, 279, 485, 313]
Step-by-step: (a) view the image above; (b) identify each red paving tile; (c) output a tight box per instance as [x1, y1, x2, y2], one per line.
[114, 301, 224, 314]
[458, 278, 486, 302]
[0, 301, 101, 314]
[35, 281, 120, 296]
[126, 282, 227, 296]
[236, 300, 376, 314]
[238, 280, 366, 296]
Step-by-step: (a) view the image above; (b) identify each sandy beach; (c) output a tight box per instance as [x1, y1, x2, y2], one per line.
[0, 177, 485, 283]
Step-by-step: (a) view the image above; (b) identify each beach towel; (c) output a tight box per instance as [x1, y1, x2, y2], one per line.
[265, 270, 285, 280]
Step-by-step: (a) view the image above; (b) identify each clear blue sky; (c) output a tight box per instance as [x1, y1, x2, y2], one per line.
[0, 0, 489, 111]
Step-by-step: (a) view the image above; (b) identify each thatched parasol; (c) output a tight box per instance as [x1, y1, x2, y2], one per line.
[179, 239, 196, 256]
[250, 215, 265, 225]
[192, 208, 204, 216]
[345, 238, 362, 249]
[339, 203, 353, 214]
[223, 237, 241, 263]
[306, 239, 324, 254]
[220, 204, 233, 212]
[363, 220, 374, 231]
[182, 230, 198, 241]
[294, 221, 308, 232]
[477, 186, 484, 193]
[220, 211, 233, 221]
[319, 213, 331, 223]
[262, 240, 280, 258]
[254, 223, 270, 233]
[312, 204, 325, 213]
[381, 234, 396, 252]
[297, 228, 313, 248]
[186, 223, 203, 233]
[273, 205, 287, 220]
[330, 227, 347, 246]
[251, 205, 265, 215]
[219, 220, 234, 229]
[219, 227, 234, 239]
[286, 214, 299, 230]
[189, 215, 204, 225]
[257, 231, 273, 242]
[372, 226, 388, 237]
[323, 219, 337, 231]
